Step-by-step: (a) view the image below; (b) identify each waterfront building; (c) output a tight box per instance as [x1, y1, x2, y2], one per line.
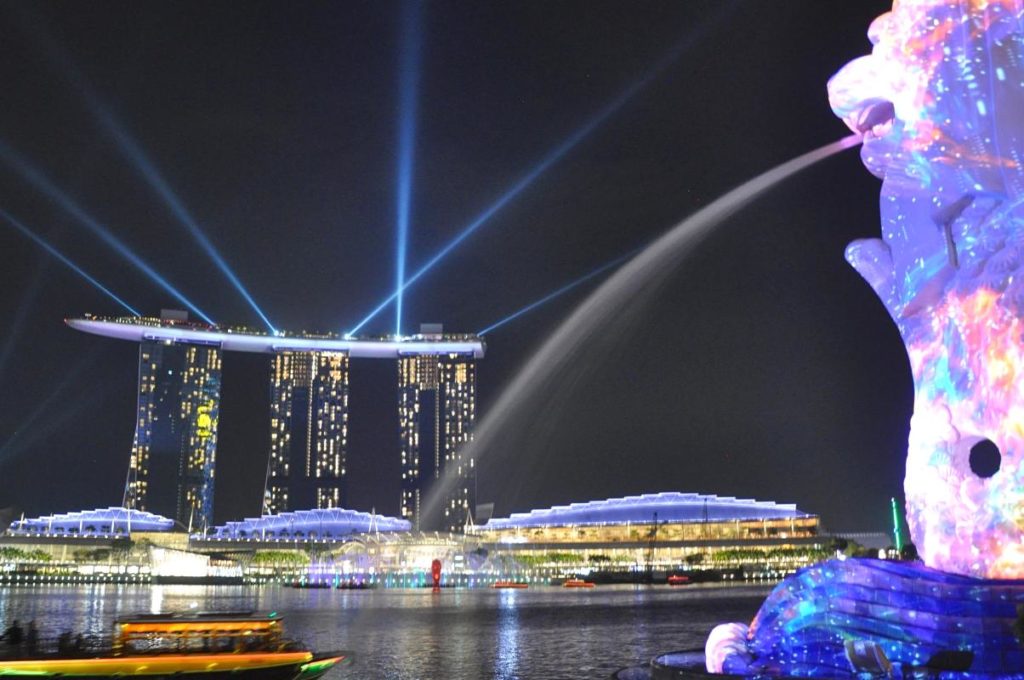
[265, 351, 349, 513]
[398, 326, 477, 532]
[474, 492, 824, 571]
[125, 330, 222, 532]
[5, 507, 174, 536]
[205, 507, 411, 540]
[0, 494, 830, 585]
[67, 314, 484, 521]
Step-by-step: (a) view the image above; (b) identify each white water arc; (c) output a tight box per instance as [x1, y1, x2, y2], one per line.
[423, 133, 863, 523]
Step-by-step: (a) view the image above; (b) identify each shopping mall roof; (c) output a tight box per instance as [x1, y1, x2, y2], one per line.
[204, 508, 411, 540]
[6, 507, 175, 536]
[67, 316, 485, 358]
[482, 492, 814, 530]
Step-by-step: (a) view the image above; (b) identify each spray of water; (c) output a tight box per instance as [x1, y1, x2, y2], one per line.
[423, 134, 862, 522]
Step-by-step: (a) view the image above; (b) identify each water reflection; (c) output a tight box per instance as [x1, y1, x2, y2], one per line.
[150, 585, 163, 614]
[85, 584, 107, 633]
[0, 584, 768, 678]
[496, 589, 520, 679]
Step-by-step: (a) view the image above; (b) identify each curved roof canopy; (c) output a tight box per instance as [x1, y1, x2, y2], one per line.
[483, 492, 813, 529]
[7, 507, 175, 535]
[67, 317, 485, 359]
[207, 508, 411, 539]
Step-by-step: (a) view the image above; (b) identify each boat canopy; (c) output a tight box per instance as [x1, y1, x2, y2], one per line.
[112, 614, 288, 653]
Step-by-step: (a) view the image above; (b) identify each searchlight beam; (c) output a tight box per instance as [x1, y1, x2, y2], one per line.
[477, 249, 637, 336]
[0, 208, 141, 316]
[0, 140, 213, 323]
[394, 0, 422, 338]
[346, 2, 735, 336]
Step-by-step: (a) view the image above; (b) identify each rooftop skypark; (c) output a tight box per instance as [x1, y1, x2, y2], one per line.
[67, 314, 485, 359]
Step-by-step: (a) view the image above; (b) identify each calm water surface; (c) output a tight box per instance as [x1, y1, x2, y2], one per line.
[0, 583, 769, 679]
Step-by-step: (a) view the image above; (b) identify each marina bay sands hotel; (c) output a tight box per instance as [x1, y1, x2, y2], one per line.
[67, 312, 485, 534]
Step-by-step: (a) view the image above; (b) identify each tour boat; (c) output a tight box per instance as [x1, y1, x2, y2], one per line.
[0, 612, 350, 679]
[562, 579, 595, 589]
[667, 574, 691, 586]
[491, 581, 529, 589]
[288, 580, 333, 589]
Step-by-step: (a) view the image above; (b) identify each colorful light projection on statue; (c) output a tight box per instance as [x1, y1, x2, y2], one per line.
[703, 1, 1024, 675]
[830, 0, 1024, 579]
[707, 559, 1024, 676]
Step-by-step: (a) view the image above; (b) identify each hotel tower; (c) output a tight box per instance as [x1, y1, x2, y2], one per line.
[398, 326, 477, 532]
[69, 313, 483, 531]
[124, 335, 222, 531]
[264, 350, 350, 513]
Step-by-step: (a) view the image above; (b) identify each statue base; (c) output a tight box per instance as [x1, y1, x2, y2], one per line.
[705, 558, 1024, 678]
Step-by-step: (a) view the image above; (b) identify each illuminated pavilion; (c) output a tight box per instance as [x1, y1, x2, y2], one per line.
[474, 493, 824, 571]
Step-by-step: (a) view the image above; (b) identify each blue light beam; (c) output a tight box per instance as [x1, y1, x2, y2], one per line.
[0, 346, 107, 466]
[394, 0, 422, 337]
[82, 96, 276, 332]
[0, 208, 141, 316]
[0, 250, 47, 381]
[346, 2, 735, 336]
[476, 249, 638, 336]
[7, 10, 265, 330]
[0, 139, 213, 323]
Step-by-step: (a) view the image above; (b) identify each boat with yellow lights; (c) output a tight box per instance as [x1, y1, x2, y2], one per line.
[0, 612, 350, 679]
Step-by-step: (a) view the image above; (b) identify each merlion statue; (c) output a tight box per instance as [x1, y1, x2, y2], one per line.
[703, 2, 1024, 675]
[831, 0, 1024, 579]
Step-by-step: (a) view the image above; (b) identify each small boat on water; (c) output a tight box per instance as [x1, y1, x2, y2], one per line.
[288, 580, 333, 590]
[288, 579, 371, 591]
[0, 612, 350, 679]
[667, 574, 691, 586]
[562, 579, 595, 589]
[491, 581, 529, 589]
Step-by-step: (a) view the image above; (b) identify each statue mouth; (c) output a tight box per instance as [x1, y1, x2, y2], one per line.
[847, 98, 895, 140]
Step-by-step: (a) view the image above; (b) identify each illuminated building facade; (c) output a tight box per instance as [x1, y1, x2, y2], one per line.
[207, 507, 410, 540]
[125, 339, 222, 532]
[265, 351, 349, 513]
[6, 507, 174, 536]
[475, 493, 822, 569]
[398, 338, 477, 532]
[68, 315, 483, 524]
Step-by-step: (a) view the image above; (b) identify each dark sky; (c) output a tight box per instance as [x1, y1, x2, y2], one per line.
[0, 0, 906, 532]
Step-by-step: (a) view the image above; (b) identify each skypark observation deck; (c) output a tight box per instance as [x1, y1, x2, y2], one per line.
[67, 315, 486, 358]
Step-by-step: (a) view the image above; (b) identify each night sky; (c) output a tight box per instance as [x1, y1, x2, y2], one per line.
[0, 0, 905, 532]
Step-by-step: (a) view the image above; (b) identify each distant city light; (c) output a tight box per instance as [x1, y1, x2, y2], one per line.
[0, 208, 141, 316]
[477, 248, 638, 336]
[0, 139, 214, 324]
